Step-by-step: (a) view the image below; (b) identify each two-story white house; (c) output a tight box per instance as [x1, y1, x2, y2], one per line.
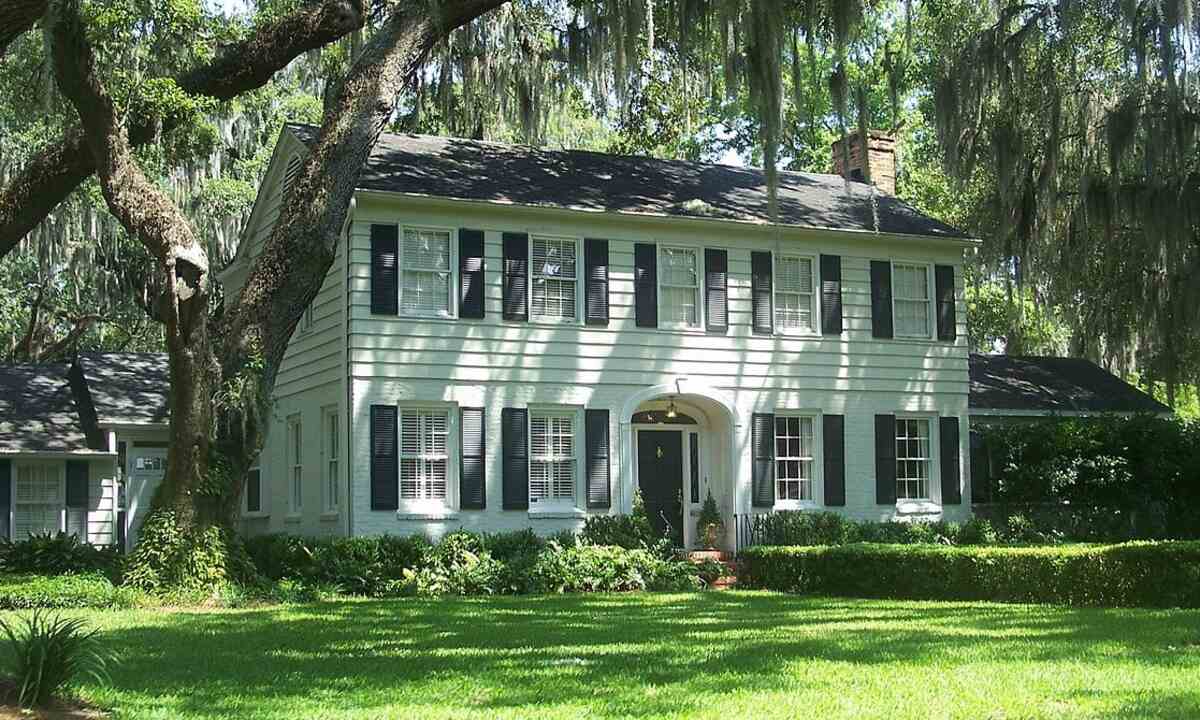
[221, 125, 975, 551]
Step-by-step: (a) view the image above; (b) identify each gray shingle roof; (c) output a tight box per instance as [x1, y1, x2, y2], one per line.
[286, 124, 968, 240]
[969, 354, 1172, 414]
[76, 353, 169, 426]
[0, 363, 93, 454]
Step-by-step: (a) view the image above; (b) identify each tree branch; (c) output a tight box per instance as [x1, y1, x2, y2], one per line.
[0, 0, 44, 57]
[0, 0, 368, 256]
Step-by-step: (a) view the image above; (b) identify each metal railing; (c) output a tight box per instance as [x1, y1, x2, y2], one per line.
[732, 513, 757, 555]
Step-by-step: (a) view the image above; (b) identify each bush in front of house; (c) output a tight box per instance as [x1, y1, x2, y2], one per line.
[242, 532, 433, 595]
[529, 542, 702, 593]
[0, 532, 122, 581]
[737, 541, 1200, 608]
[750, 511, 1001, 547]
[0, 574, 142, 610]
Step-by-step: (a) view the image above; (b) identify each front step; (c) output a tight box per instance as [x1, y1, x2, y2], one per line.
[682, 550, 738, 589]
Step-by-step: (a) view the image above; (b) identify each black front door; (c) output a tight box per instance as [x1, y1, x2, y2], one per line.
[637, 431, 684, 547]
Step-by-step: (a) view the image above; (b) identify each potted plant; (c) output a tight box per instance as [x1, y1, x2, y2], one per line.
[697, 489, 724, 549]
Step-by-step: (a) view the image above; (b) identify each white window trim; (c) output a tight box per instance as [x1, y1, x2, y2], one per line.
[299, 301, 315, 333]
[397, 403, 458, 514]
[11, 461, 66, 540]
[321, 405, 340, 516]
[895, 414, 940, 510]
[399, 224, 458, 320]
[891, 261, 934, 340]
[286, 414, 303, 518]
[528, 234, 582, 325]
[241, 460, 268, 518]
[772, 252, 820, 335]
[656, 245, 703, 330]
[527, 405, 584, 514]
[772, 412, 823, 510]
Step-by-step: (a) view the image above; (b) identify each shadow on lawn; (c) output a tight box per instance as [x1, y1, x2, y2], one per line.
[95, 593, 1200, 718]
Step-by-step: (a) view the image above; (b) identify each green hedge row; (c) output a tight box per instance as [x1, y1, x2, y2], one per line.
[737, 541, 1200, 607]
[0, 573, 142, 610]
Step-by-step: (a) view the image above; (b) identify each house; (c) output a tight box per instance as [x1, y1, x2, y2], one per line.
[218, 126, 975, 551]
[0, 353, 169, 547]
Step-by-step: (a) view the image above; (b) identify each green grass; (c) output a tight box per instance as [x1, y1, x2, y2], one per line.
[13, 592, 1200, 719]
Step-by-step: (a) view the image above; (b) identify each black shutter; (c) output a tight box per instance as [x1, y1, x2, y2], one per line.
[501, 408, 529, 510]
[935, 264, 957, 341]
[823, 415, 846, 506]
[460, 407, 486, 510]
[751, 251, 773, 334]
[875, 414, 897, 505]
[634, 243, 658, 328]
[370, 405, 399, 511]
[0, 459, 9, 540]
[584, 239, 610, 326]
[940, 417, 962, 505]
[459, 229, 485, 319]
[246, 468, 262, 513]
[689, 433, 701, 504]
[704, 249, 728, 333]
[870, 260, 893, 339]
[66, 460, 88, 510]
[370, 224, 399, 315]
[502, 232, 529, 321]
[751, 413, 775, 507]
[585, 409, 611, 509]
[820, 254, 843, 336]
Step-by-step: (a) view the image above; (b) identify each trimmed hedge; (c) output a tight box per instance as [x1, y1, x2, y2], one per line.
[737, 541, 1200, 608]
[0, 573, 142, 610]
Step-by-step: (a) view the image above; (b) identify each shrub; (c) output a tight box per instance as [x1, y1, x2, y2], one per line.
[530, 543, 700, 593]
[957, 517, 998, 546]
[242, 533, 432, 596]
[0, 574, 140, 610]
[737, 541, 1200, 608]
[122, 511, 253, 594]
[0, 533, 122, 580]
[0, 610, 115, 708]
[398, 531, 504, 596]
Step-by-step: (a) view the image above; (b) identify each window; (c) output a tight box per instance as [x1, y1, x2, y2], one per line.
[530, 412, 576, 504]
[531, 236, 577, 321]
[301, 301, 314, 331]
[659, 246, 700, 327]
[399, 409, 449, 502]
[287, 415, 303, 514]
[401, 228, 453, 317]
[323, 407, 339, 513]
[774, 416, 815, 502]
[244, 464, 262, 514]
[896, 418, 931, 500]
[893, 263, 931, 337]
[14, 463, 62, 539]
[775, 255, 816, 332]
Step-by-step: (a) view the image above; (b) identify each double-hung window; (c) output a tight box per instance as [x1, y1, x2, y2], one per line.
[287, 415, 303, 514]
[774, 416, 815, 503]
[893, 263, 931, 337]
[529, 412, 576, 505]
[244, 463, 263, 515]
[896, 418, 932, 500]
[14, 463, 62, 539]
[322, 407, 339, 513]
[659, 246, 700, 328]
[399, 409, 449, 503]
[775, 255, 816, 332]
[401, 228, 453, 317]
[531, 236, 578, 321]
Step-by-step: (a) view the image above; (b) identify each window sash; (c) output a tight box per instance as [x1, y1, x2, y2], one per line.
[530, 413, 576, 501]
[324, 411, 339, 512]
[659, 247, 700, 327]
[14, 464, 63, 539]
[245, 466, 262, 514]
[531, 237, 578, 321]
[401, 228, 453, 317]
[774, 416, 815, 502]
[288, 419, 302, 512]
[775, 256, 815, 331]
[893, 264, 931, 337]
[399, 410, 449, 501]
[895, 418, 931, 500]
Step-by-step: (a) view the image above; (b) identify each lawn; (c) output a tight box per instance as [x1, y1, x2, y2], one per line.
[32, 592, 1200, 719]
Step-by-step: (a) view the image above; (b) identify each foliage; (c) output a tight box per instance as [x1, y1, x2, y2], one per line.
[0, 610, 115, 708]
[578, 491, 670, 556]
[0, 532, 122, 581]
[0, 574, 141, 611]
[242, 533, 432, 595]
[396, 532, 507, 597]
[975, 415, 1200, 539]
[697, 489, 724, 549]
[529, 542, 701, 593]
[750, 511, 995, 547]
[738, 542, 1200, 608]
[122, 510, 254, 594]
[965, 278, 1070, 355]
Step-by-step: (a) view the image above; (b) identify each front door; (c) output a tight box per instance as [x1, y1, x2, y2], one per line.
[637, 430, 684, 547]
[126, 447, 168, 549]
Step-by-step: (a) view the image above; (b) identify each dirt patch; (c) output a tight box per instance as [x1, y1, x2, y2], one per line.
[0, 680, 108, 720]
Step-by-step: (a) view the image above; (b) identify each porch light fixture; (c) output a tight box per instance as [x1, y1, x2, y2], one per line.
[666, 397, 678, 419]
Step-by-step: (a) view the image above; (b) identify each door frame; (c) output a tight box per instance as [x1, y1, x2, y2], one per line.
[632, 425, 704, 549]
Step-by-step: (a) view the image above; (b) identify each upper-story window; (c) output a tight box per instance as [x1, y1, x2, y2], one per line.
[659, 246, 700, 328]
[893, 263, 931, 337]
[775, 255, 816, 333]
[531, 236, 578, 322]
[401, 228, 454, 317]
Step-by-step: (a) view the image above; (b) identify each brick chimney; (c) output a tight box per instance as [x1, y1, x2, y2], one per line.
[831, 130, 896, 195]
